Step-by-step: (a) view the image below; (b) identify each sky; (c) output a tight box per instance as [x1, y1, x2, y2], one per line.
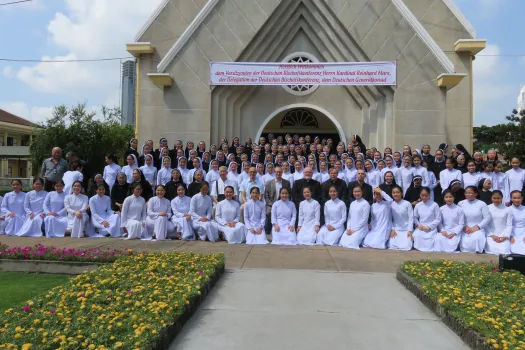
[0, 0, 523, 126]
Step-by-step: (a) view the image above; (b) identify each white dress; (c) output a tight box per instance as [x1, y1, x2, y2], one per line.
[382, 166, 401, 187]
[344, 169, 356, 184]
[413, 200, 441, 252]
[243, 199, 269, 245]
[103, 163, 121, 192]
[434, 204, 464, 253]
[485, 204, 512, 255]
[388, 200, 414, 251]
[215, 199, 245, 244]
[189, 193, 218, 242]
[206, 170, 220, 184]
[120, 195, 147, 240]
[64, 193, 89, 238]
[317, 198, 347, 246]
[122, 165, 138, 184]
[462, 172, 482, 189]
[141, 165, 158, 186]
[17, 190, 48, 237]
[365, 170, 382, 189]
[413, 166, 430, 187]
[2, 191, 26, 236]
[146, 196, 175, 240]
[439, 169, 463, 193]
[363, 192, 392, 249]
[399, 167, 416, 195]
[0, 195, 4, 235]
[340, 198, 370, 249]
[63, 170, 84, 194]
[506, 168, 525, 193]
[510, 205, 525, 255]
[458, 199, 490, 253]
[297, 199, 321, 245]
[157, 167, 173, 186]
[171, 196, 194, 240]
[43, 191, 68, 238]
[89, 195, 121, 238]
[492, 172, 510, 203]
[271, 200, 298, 245]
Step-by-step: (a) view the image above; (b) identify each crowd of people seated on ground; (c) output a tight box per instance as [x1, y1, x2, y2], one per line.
[1, 134, 524, 255]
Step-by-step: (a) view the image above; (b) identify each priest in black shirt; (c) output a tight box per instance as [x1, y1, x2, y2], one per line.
[347, 169, 373, 205]
[292, 167, 322, 208]
[321, 168, 347, 206]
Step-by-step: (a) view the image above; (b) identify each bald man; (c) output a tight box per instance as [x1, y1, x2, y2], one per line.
[291, 167, 322, 208]
[41, 147, 68, 191]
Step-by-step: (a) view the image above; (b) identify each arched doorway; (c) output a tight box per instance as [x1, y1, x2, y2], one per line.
[256, 104, 346, 145]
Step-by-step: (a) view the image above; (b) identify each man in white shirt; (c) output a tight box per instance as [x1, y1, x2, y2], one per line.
[211, 166, 238, 217]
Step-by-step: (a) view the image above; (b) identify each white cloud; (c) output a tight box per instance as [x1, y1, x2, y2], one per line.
[1, 66, 13, 77]
[0, 102, 54, 124]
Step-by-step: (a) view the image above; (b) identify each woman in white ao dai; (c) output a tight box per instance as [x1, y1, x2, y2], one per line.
[171, 184, 194, 240]
[510, 191, 525, 255]
[43, 181, 68, 238]
[189, 182, 219, 242]
[434, 190, 464, 253]
[458, 187, 491, 253]
[340, 186, 370, 249]
[243, 186, 269, 245]
[363, 189, 392, 249]
[17, 178, 47, 237]
[388, 186, 414, 251]
[64, 181, 90, 238]
[271, 187, 298, 245]
[146, 185, 175, 241]
[316, 186, 347, 246]
[1, 180, 26, 236]
[89, 185, 121, 238]
[214, 185, 245, 244]
[120, 184, 147, 240]
[485, 191, 512, 255]
[296, 187, 321, 245]
[413, 187, 441, 252]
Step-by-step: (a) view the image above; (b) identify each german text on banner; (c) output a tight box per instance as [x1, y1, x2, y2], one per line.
[210, 61, 397, 86]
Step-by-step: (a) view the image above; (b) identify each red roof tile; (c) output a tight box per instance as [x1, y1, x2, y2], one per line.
[0, 109, 35, 127]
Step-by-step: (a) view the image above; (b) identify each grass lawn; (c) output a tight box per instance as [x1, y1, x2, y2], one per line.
[0, 272, 69, 311]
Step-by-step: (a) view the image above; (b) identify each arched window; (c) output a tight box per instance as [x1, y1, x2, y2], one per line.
[280, 109, 319, 128]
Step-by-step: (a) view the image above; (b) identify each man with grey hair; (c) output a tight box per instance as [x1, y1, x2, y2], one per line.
[291, 167, 321, 209]
[211, 166, 238, 205]
[41, 147, 68, 191]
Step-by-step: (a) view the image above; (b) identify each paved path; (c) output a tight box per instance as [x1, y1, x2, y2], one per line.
[0, 236, 495, 273]
[169, 269, 469, 350]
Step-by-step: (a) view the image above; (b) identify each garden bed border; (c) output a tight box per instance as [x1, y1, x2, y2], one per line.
[0, 259, 105, 275]
[396, 269, 492, 350]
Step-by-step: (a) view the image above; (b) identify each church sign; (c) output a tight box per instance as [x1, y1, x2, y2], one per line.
[210, 61, 396, 86]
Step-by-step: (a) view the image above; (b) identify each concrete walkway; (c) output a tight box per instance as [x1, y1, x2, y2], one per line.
[0, 236, 495, 273]
[169, 269, 469, 350]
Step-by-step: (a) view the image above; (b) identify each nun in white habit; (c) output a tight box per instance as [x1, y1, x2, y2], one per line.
[510, 191, 525, 255]
[271, 187, 298, 245]
[399, 156, 415, 196]
[43, 181, 68, 238]
[214, 185, 245, 244]
[458, 186, 491, 253]
[413, 187, 441, 252]
[89, 184, 121, 238]
[120, 183, 147, 240]
[171, 184, 194, 240]
[0, 195, 5, 235]
[388, 186, 414, 251]
[317, 185, 347, 246]
[362, 188, 392, 250]
[485, 190, 511, 255]
[340, 186, 370, 249]
[140, 154, 158, 186]
[122, 154, 139, 184]
[1, 180, 26, 236]
[296, 187, 321, 245]
[17, 178, 47, 237]
[243, 186, 269, 244]
[189, 182, 219, 242]
[434, 190, 464, 253]
[64, 181, 89, 238]
[103, 154, 121, 192]
[146, 185, 175, 241]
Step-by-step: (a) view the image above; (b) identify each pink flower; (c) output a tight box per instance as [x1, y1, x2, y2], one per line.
[492, 268, 499, 273]
[49, 309, 55, 314]
[23, 305, 31, 312]
[422, 271, 427, 275]
[198, 271, 203, 275]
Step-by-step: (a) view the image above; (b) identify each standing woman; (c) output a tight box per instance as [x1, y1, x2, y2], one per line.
[462, 160, 481, 188]
[120, 183, 147, 240]
[190, 182, 218, 242]
[379, 171, 397, 198]
[17, 178, 47, 237]
[316, 186, 347, 246]
[364, 160, 381, 188]
[399, 156, 415, 196]
[103, 154, 121, 192]
[363, 188, 393, 249]
[157, 156, 173, 186]
[485, 190, 512, 255]
[64, 181, 89, 238]
[458, 186, 490, 253]
[439, 157, 462, 194]
[244, 187, 269, 245]
[271, 187, 298, 245]
[205, 160, 220, 184]
[340, 186, 370, 249]
[171, 184, 194, 240]
[1, 179, 26, 236]
[434, 190, 464, 253]
[388, 185, 414, 251]
[124, 138, 139, 160]
[510, 190, 525, 254]
[455, 155, 467, 174]
[122, 154, 139, 184]
[87, 174, 110, 198]
[296, 187, 321, 245]
[110, 173, 129, 212]
[506, 158, 525, 205]
[177, 157, 190, 185]
[89, 184, 121, 238]
[281, 162, 295, 188]
[146, 185, 175, 241]
[43, 180, 67, 238]
[492, 161, 510, 204]
[412, 187, 441, 252]
[140, 154, 157, 187]
[214, 186, 245, 244]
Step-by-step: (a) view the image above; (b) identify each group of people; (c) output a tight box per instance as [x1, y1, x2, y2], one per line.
[0, 134, 523, 255]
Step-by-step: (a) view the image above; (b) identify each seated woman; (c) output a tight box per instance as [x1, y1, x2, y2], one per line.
[17, 177, 47, 237]
[316, 185, 347, 246]
[146, 185, 175, 241]
[340, 185, 370, 249]
[458, 186, 490, 253]
[271, 187, 298, 245]
[129, 169, 153, 202]
[171, 184, 194, 240]
[363, 188, 392, 250]
[1, 179, 26, 236]
[64, 181, 89, 238]
[243, 187, 269, 245]
[120, 183, 147, 240]
[446, 180, 465, 204]
[485, 190, 511, 255]
[510, 190, 525, 255]
[43, 180, 68, 238]
[189, 181, 219, 242]
[404, 175, 423, 207]
[388, 185, 414, 251]
[413, 187, 441, 252]
[434, 190, 464, 253]
[89, 184, 121, 238]
[110, 173, 129, 212]
[214, 186, 245, 244]
[296, 187, 321, 245]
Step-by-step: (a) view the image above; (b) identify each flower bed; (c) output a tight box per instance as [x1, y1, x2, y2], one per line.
[0, 243, 135, 263]
[0, 251, 225, 349]
[399, 260, 525, 350]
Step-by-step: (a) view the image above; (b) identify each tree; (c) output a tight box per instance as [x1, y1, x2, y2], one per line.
[498, 109, 525, 163]
[473, 124, 511, 152]
[30, 103, 134, 177]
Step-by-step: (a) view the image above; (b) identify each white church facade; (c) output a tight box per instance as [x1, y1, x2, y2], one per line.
[127, 0, 486, 150]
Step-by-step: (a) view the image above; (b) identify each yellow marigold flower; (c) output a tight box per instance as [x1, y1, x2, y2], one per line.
[88, 345, 96, 350]
[21, 344, 32, 350]
[14, 334, 21, 339]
